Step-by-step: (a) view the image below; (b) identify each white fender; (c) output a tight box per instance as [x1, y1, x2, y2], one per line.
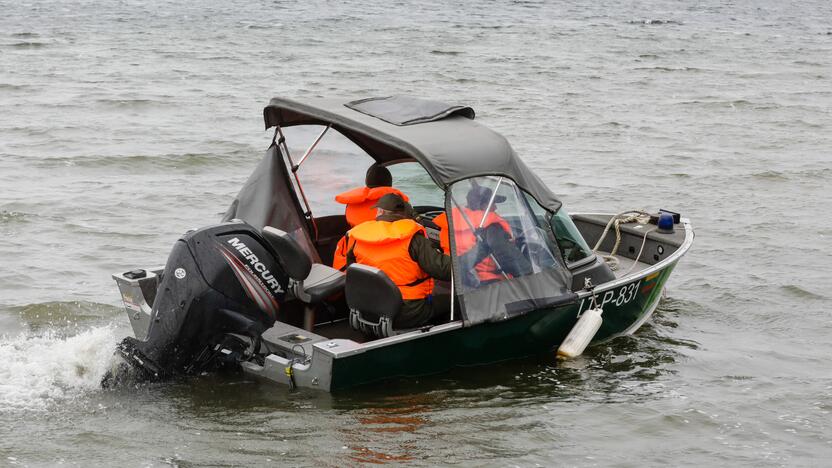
[557, 307, 603, 359]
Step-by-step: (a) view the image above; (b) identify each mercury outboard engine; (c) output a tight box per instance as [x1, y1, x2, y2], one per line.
[103, 222, 289, 386]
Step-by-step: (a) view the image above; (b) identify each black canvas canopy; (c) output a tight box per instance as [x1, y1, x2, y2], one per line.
[225, 96, 576, 326]
[263, 96, 562, 213]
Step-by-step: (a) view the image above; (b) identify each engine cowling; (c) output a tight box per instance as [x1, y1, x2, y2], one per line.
[104, 222, 289, 385]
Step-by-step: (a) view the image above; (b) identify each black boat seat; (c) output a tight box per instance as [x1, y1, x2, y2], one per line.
[262, 227, 345, 329]
[302, 263, 345, 303]
[346, 264, 402, 338]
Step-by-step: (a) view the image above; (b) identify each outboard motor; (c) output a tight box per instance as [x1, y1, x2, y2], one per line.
[103, 222, 289, 386]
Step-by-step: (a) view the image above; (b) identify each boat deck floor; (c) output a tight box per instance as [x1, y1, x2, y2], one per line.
[597, 251, 652, 279]
[314, 319, 370, 343]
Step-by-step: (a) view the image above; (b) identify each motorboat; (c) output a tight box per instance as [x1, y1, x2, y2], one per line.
[105, 96, 694, 391]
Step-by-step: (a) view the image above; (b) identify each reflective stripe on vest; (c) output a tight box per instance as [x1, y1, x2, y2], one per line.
[434, 208, 512, 282]
[347, 219, 433, 300]
[334, 186, 409, 227]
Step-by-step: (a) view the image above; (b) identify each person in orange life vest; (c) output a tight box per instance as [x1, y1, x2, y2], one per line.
[433, 184, 532, 287]
[331, 164, 408, 270]
[345, 193, 466, 329]
[336, 164, 408, 227]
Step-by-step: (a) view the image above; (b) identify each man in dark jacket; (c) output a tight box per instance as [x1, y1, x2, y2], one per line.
[346, 194, 466, 328]
[435, 184, 533, 288]
[462, 184, 532, 285]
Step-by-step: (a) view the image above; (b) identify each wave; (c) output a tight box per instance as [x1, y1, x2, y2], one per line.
[0, 83, 30, 91]
[7, 41, 48, 49]
[750, 167, 831, 181]
[5, 301, 121, 332]
[30, 150, 256, 170]
[780, 284, 826, 300]
[633, 66, 705, 73]
[0, 326, 118, 412]
[0, 210, 28, 224]
[92, 98, 159, 108]
[241, 23, 274, 30]
[627, 19, 683, 26]
[751, 170, 789, 181]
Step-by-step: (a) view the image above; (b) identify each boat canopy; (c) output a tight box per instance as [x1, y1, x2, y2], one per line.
[263, 96, 562, 213]
[226, 96, 577, 326]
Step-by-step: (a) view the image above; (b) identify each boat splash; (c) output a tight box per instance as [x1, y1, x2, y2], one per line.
[0, 326, 119, 411]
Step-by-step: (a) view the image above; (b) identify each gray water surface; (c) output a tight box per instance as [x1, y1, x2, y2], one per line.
[1, 0, 831, 465]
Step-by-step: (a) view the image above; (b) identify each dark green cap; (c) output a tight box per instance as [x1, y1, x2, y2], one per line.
[374, 193, 408, 212]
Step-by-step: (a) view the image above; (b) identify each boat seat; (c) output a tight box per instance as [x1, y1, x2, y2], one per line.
[346, 264, 402, 338]
[262, 227, 345, 329]
[302, 263, 345, 303]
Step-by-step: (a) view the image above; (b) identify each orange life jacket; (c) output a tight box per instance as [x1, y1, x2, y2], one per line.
[335, 186, 409, 227]
[331, 235, 348, 271]
[433, 208, 512, 282]
[347, 219, 433, 300]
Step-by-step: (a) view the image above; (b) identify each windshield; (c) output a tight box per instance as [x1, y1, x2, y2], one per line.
[551, 208, 593, 264]
[447, 176, 574, 324]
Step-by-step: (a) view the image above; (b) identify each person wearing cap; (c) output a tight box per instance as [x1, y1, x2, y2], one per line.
[433, 184, 531, 286]
[343, 193, 457, 329]
[331, 164, 408, 270]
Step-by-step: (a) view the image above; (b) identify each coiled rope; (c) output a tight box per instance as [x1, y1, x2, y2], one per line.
[592, 210, 652, 271]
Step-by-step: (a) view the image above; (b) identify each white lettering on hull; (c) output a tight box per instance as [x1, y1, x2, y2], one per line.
[578, 279, 642, 313]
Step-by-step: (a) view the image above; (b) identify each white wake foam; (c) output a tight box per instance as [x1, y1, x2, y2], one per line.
[0, 326, 119, 411]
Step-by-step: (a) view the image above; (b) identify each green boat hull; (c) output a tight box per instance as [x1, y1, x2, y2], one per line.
[328, 261, 677, 391]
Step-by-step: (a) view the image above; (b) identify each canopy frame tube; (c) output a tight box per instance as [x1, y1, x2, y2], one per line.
[276, 124, 319, 240]
[293, 124, 331, 173]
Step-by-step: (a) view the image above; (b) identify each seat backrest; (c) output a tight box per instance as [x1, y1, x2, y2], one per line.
[262, 227, 312, 281]
[346, 264, 402, 321]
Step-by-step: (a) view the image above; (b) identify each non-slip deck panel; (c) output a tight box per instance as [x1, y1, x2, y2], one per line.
[260, 322, 329, 359]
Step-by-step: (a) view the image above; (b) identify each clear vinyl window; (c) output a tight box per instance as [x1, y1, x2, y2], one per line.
[551, 208, 593, 264]
[447, 176, 561, 292]
[386, 162, 445, 208]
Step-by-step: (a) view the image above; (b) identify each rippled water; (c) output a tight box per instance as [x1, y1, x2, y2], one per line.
[2, 0, 831, 465]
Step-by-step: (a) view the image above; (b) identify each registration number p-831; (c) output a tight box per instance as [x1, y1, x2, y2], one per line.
[578, 279, 642, 313]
